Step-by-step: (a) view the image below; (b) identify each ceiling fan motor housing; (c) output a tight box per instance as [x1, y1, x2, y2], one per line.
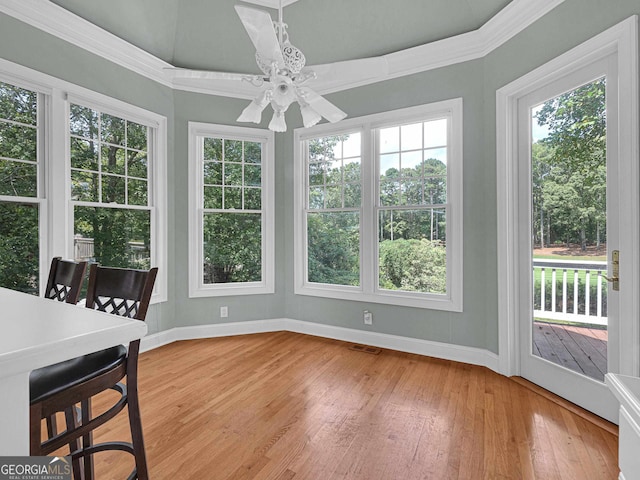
[282, 42, 305, 74]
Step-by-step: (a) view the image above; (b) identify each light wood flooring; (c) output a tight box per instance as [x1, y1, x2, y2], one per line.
[56, 331, 618, 479]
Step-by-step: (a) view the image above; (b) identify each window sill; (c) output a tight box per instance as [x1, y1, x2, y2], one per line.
[295, 284, 462, 312]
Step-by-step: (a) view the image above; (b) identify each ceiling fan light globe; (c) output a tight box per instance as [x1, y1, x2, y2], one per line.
[269, 110, 287, 132]
[300, 104, 321, 128]
[237, 100, 266, 124]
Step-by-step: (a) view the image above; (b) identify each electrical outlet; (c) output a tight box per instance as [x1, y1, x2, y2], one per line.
[363, 310, 372, 325]
[220, 306, 228, 318]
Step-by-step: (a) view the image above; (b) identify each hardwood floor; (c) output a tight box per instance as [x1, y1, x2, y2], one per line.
[55, 332, 619, 479]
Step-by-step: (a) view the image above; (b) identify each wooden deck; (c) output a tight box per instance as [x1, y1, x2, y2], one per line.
[533, 321, 608, 381]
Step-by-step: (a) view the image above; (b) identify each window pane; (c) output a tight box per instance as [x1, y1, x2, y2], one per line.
[128, 179, 148, 206]
[224, 139, 243, 162]
[307, 211, 360, 286]
[424, 147, 447, 165]
[380, 126, 399, 154]
[224, 163, 243, 186]
[101, 145, 126, 175]
[378, 208, 446, 294]
[128, 150, 148, 178]
[70, 104, 98, 139]
[0, 82, 37, 125]
[244, 141, 262, 164]
[203, 212, 262, 283]
[309, 186, 324, 209]
[0, 202, 39, 294]
[0, 122, 37, 161]
[71, 138, 99, 170]
[126, 121, 147, 151]
[203, 161, 222, 185]
[244, 164, 261, 186]
[101, 113, 125, 146]
[224, 187, 242, 209]
[203, 186, 222, 209]
[0, 159, 37, 197]
[101, 174, 126, 203]
[74, 206, 151, 270]
[70, 104, 151, 208]
[244, 187, 261, 210]
[401, 122, 423, 151]
[343, 183, 361, 209]
[424, 119, 447, 148]
[401, 150, 422, 171]
[204, 138, 222, 161]
[71, 170, 99, 202]
[342, 133, 361, 158]
[380, 153, 399, 173]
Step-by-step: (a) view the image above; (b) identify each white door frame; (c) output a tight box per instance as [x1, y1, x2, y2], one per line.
[496, 17, 639, 382]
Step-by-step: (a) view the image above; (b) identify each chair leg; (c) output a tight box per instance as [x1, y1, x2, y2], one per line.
[81, 399, 94, 480]
[65, 406, 83, 480]
[29, 404, 42, 456]
[127, 385, 148, 480]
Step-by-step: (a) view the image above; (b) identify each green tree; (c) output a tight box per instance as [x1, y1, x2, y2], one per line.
[0, 82, 40, 293]
[534, 78, 606, 250]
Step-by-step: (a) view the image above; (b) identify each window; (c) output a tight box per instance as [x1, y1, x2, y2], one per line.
[295, 100, 463, 311]
[70, 103, 152, 271]
[0, 59, 167, 303]
[188, 122, 274, 297]
[0, 80, 42, 294]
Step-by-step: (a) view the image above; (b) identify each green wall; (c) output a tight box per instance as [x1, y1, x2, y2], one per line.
[1, 0, 638, 354]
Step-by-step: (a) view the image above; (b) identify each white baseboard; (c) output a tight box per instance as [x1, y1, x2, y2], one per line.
[140, 318, 500, 373]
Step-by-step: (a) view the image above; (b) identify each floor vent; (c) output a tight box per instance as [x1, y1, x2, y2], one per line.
[349, 344, 382, 355]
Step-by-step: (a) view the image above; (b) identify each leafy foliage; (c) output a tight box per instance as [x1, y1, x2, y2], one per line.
[533, 78, 606, 250]
[201, 139, 263, 284]
[0, 82, 39, 293]
[305, 133, 448, 293]
[379, 239, 446, 293]
[0, 203, 39, 293]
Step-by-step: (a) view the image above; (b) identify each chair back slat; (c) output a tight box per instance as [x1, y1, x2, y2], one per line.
[85, 264, 157, 321]
[44, 257, 87, 304]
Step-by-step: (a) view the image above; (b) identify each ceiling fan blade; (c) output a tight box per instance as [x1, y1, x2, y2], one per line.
[235, 5, 285, 69]
[304, 56, 388, 91]
[164, 67, 252, 81]
[297, 88, 347, 124]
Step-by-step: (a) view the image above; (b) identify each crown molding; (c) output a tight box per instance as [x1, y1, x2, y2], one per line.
[0, 0, 565, 98]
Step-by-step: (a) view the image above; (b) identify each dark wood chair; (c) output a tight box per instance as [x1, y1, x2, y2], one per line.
[44, 256, 87, 304]
[30, 264, 158, 480]
[42, 257, 88, 438]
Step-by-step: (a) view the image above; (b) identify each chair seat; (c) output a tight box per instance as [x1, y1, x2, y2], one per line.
[30, 345, 127, 404]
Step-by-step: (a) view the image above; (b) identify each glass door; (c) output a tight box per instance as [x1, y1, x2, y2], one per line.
[518, 56, 619, 422]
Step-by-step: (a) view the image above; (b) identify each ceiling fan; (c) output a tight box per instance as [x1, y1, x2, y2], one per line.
[168, 1, 388, 132]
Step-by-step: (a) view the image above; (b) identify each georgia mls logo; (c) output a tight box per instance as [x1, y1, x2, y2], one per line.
[0, 456, 71, 480]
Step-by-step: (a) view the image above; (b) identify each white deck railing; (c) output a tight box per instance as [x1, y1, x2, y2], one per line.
[533, 259, 608, 326]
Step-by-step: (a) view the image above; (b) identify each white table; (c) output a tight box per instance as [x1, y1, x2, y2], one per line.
[0, 287, 147, 455]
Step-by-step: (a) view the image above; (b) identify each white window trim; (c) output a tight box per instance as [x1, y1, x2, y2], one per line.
[294, 99, 463, 311]
[0, 58, 168, 304]
[188, 122, 275, 297]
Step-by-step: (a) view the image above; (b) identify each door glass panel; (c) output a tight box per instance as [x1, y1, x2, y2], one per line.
[530, 77, 607, 382]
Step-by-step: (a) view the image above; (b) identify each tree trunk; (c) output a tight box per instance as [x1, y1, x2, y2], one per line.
[540, 207, 545, 249]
